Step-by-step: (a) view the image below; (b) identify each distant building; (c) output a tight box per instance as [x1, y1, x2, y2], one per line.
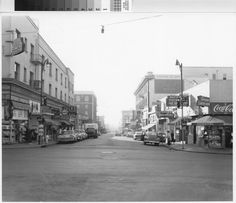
[110, 0, 132, 11]
[121, 110, 136, 130]
[15, 0, 113, 11]
[74, 91, 97, 128]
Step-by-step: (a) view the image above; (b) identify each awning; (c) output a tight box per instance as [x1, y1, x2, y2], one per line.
[214, 115, 232, 126]
[60, 120, 73, 126]
[191, 115, 225, 126]
[44, 118, 60, 126]
[168, 117, 182, 125]
[142, 123, 155, 130]
[12, 101, 30, 110]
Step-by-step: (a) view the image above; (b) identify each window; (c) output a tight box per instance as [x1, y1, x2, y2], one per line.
[65, 93, 66, 102]
[56, 68, 58, 81]
[85, 96, 89, 102]
[30, 71, 34, 86]
[14, 63, 20, 80]
[76, 96, 80, 102]
[60, 91, 62, 100]
[212, 74, 216, 80]
[24, 38, 27, 52]
[30, 44, 34, 57]
[223, 74, 227, 80]
[65, 78, 67, 88]
[55, 88, 58, 98]
[61, 73, 63, 85]
[49, 84, 52, 96]
[85, 111, 88, 115]
[42, 80, 44, 92]
[24, 67, 27, 82]
[69, 96, 70, 104]
[49, 64, 52, 77]
[16, 29, 21, 38]
[72, 84, 74, 93]
[85, 104, 88, 109]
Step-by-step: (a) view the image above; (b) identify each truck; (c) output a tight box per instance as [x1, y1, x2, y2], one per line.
[84, 123, 98, 138]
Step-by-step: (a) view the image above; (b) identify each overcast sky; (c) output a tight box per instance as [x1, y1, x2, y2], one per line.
[1, 1, 236, 128]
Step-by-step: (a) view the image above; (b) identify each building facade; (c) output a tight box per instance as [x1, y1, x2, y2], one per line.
[74, 91, 97, 129]
[110, 0, 132, 11]
[15, 0, 112, 11]
[121, 110, 136, 131]
[2, 16, 76, 143]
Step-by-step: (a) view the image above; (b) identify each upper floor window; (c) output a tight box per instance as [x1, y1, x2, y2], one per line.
[85, 104, 88, 109]
[49, 64, 52, 77]
[223, 74, 227, 80]
[65, 77, 67, 88]
[212, 74, 216, 80]
[85, 96, 89, 102]
[49, 84, 52, 96]
[69, 96, 70, 104]
[60, 91, 62, 100]
[76, 96, 80, 102]
[14, 62, 20, 81]
[65, 93, 66, 102]
[24, 38, 27, 52]
[55, 88, 58, 98]
[23, 67, 27, 82]
[30, 44, 34, 55]
[61, 73, 63, 85]
[56, 68, 58, 81]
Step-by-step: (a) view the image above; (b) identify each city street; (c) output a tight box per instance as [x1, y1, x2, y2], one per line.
[2, 133, 232, 201]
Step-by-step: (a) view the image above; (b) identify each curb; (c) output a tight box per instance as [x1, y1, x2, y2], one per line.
[2, 142, 57, 149]
[166, 145, 232, 155]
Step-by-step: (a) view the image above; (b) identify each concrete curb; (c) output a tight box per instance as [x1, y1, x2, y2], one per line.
[2, 142, 58, 149]
[164, 145, 232, 155]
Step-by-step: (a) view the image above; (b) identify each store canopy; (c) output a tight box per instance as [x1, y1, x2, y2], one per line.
[191, 116, 225, 126]
[44, 118, 60, 126]
[142, 123, 155, 130]
[60, 120, 73, 126]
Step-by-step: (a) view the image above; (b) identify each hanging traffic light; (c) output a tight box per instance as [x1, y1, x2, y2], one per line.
[8, 100, 14, 119]
[43, 96, 47, 105]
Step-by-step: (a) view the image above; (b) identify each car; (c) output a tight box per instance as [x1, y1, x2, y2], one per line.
[127, 130, 134, 138]
[157, 132, 167, 143]
[143, 131, 160, 146]
[74, 130, 83, 141]
[79, 130, 88, 140]
[133, 131, 143, 140]
[57, 130, 77, 143]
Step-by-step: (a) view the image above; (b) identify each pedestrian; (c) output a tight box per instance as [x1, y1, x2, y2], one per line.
[171, 131, 175, 144]
[167, 130, 171, 145]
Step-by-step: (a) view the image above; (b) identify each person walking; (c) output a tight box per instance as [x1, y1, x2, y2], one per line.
[167, 130, 171, 145]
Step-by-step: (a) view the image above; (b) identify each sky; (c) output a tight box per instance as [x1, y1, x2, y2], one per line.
[1, 1, 236, 128]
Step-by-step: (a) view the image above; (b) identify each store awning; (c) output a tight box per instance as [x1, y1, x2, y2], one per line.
[60, 120, 73, 126]
[44, 118, 60, 126]
[214, 115, 232, 126]
[142, 123, 155, 130]
[191, 115, 225, 126]
[168, 117, 182, 125]
[12, 101, 30, 110]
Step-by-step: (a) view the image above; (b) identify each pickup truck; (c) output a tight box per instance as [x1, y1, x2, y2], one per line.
[143, 131, 160, 146]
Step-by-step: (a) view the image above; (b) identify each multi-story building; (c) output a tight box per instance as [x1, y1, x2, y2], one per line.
[15, 0, 112, 11]
[97, 115, 106, 132]
[74, 91, 97, 129]
[2, 16, 76, 143]
[121, 110, 136, 130]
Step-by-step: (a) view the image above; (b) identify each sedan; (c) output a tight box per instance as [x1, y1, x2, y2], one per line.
[57, 130, 77, 143]
[133, 131, 143, 140]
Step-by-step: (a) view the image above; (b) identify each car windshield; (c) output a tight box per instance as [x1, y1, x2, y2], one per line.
[62, 131, 73, 135]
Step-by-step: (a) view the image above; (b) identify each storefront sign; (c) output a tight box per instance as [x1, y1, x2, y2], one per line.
[197, 96, 210, 106]
[29, 100, 40, 114]
[166, 95, 189, 107]
[12, 109, 28, 120]
[157, 111, 174, 118]
[209, 102, 233, 114]
[12, 37, 24, 56]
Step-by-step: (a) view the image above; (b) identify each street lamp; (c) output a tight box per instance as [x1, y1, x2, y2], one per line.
[175, 59, 184, 149]
[40, 58, 51, 146]
[145, 72, 155, 125]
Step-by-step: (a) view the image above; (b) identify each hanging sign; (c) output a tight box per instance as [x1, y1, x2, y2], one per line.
[209, 102, 233, 114]
[12, 37, 25, 56]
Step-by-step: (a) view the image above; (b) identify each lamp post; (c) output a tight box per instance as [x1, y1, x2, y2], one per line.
[175, 59, 184, 149]
[40, 58, 50, 146]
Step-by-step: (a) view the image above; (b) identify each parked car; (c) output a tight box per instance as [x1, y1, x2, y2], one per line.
[74, 130, 83, 141]
[127, 130, 134, 138]
[133, 131, 143, 140]
[115, 131, 122, 136]
[157, 132, 166, 143]
[143, 131, 160, 146]
[57, 130, 77, 143]
[80, 130, 88, 140]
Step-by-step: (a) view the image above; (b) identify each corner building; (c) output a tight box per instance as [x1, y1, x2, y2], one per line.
[2, 16, 76, 143]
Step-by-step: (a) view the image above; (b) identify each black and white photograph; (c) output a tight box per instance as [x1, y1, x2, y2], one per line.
[1, 0, 235, 202]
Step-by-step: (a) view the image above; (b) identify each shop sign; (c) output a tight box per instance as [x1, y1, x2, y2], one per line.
[209, 102, 233, 115]
[149, 114, 157, 124]
[157, 111, 174, 118]
[12, 37, 25, 56]
[166, 95, 189, 107]
[29, 100, 40, 114]
[12, 109, 28, 120]
[197, 96, 210, 107]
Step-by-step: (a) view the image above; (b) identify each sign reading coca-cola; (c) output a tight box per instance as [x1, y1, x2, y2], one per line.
[209, 102, 233, 114]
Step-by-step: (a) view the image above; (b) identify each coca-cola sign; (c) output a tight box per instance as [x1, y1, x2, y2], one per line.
[209, 103, 233, 114]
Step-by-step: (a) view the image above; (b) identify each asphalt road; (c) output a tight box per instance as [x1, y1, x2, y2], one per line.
[2, 133, 232, 201]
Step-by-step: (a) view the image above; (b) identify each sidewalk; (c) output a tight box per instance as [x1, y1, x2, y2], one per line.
[166, 143, 233, 155]
[2, 140, 57, 149]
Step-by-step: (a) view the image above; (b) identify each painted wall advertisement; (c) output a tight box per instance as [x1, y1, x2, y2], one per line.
[209, 102, 233, 115]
